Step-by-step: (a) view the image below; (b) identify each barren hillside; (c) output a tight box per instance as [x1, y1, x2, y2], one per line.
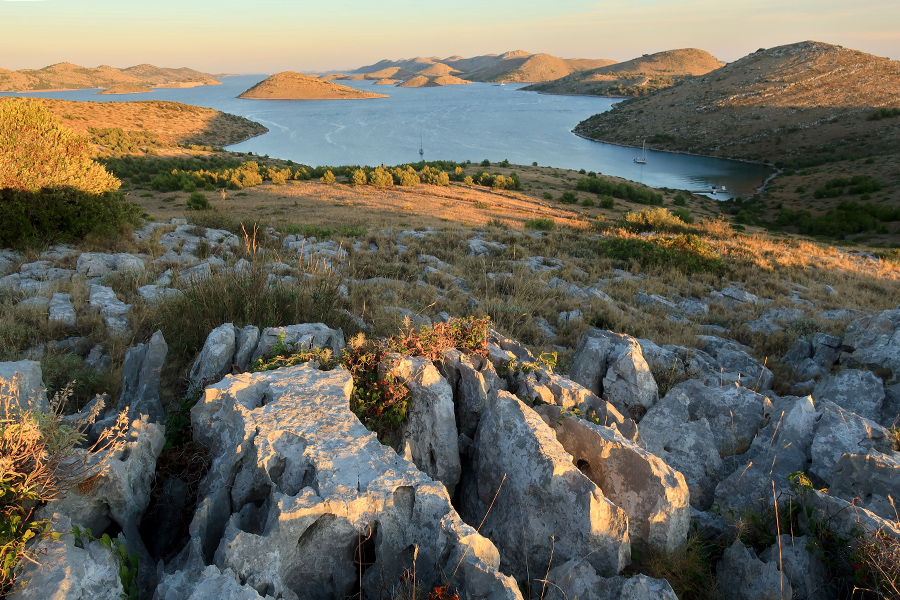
[524, 48, 722, 96]
[0, 62, 221, 91]
[238, 72, 388, 100]
[574, 41, 900, 162]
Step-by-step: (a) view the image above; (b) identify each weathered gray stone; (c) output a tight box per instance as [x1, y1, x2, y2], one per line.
[0, 360, 49, 412]
[181, 365, 520, 600]
[39, 418, 165, 598]
[116, 330, 167, 423]
[89, 284, 131, 336]
[540, 407, 690, 554]
[462, 390, 630, 584]
[546, 559, 678, 600]
[810, 401, 893, 483]
[137, 284, 183, 303]
[250, 323, 345, 363]
[8, 514, 125, 600]
[189, 323, 237, 390]
[843, 309, 900, 384]
[48, 293, 77, 326]
[154, 565, 270, 600]
[798, 488, 900, 542]
[716, 539, 791, 600]
[813, 369, 884, 421]
[760, 535, 831, 600]
[438, 348, 505, 439]
[714, 395, 819, 513]
[570, 329, 658, 418]
[883, 384, 900, 427]
[831, 452, 900, 522]
[18, 296, 50, 311]
[467, 238, 506, 256]
[386, 355, 461, 494]
[234, 325, 260, 372]
[77, 252, 146, 277]
[697, 335, 774, 391]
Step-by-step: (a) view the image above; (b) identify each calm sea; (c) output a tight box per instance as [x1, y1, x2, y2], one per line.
[2, 75, 773, 197]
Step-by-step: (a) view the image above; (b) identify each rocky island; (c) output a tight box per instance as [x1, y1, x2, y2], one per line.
[238, 71, 388, 100]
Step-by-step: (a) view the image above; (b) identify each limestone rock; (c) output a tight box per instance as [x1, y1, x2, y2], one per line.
[250, 323, 345, 364]
[843, 309, 900, 384]
[437, 349, 504, 439]
[0, 360, 49, 412]
[831, 452, 900, 522]
[809, 401, 892, 484]
[387, 354, 461, 494]
[760, 535, 830, 600]
[570, 329, 658, 418]
[539, 406, 690, 554]
[76, 252, 146, 277]
[116, 330, 167, 423]
[234, 325, 260, 372]
[8, 514, 125, 600]
[697, 335, 774, 391]
[798, 488, 900, 542]
[88, 284, 131, 336]
[716, 539, 791, 600]
[181, 364, 520, 600]
[813, 369, 884, 421]
[189, 323, 237, 390]
[154, 565, 271, 600]
[48, 293, 77, 326]
[883, 383, 900, 427]
[461, 390, 630, 585]
[546, 559, 678, 600]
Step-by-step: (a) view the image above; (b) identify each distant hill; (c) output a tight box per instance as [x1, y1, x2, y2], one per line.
[396, 74, 470, 88]
[0, 62, 221, 91]
[573, 41, 900, 162]
[523, 48, 723, 96]
[238, 72, 388, 100]
[352, 51, 616, 84]
[96, 84, 153, 95]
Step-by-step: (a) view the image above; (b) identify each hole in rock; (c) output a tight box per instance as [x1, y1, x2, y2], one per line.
[352, 520, 378, 598]
[237, 496, 270, 535]
[575, 459, 596, 482]
[286, 514, 365, 600]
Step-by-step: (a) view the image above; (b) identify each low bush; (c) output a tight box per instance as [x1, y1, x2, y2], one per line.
[524, 218, 556, 231]
[576, 176, 663, 205]
[619, 207, 690, 233]
[186, 192, 211, 211]
[597, 234, 725, 275]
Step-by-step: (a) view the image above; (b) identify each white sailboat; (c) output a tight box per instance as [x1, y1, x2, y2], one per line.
[634, 140, 647, 164]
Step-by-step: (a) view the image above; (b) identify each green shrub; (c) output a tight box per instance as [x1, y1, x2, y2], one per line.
[598, 234, 725, 274]
[349, 169, 367, 187]
[543, 192, 553, 200]
[391, 165, 420, 186]
[576, 176, 663, 205]
[559, 191, 578, 204]
[367, 167, 393, 188]
[672, 208, 694, 224]
[480, 159, 491, 167]
[867, 107, 900, 121]
[599, 196, 615, 209]
[525, 218, 555, 231]
[419, 166, 449, 186]
[581, 198, 595, 207]
[0, 98, 120, 194]
[620, 207, 690, 233]
[0, 187, 142, 248]
[186, 192, 211, 211]
[672, 193, 687, 206]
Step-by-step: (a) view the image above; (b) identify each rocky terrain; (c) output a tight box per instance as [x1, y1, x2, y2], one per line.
[0, 63, 222, 92]
[395, 74, 471, 88]
[2, 215, 899, 599]
[573, 41, 900, 162]
[350, 50, 616, 84]
[238, 72, 389, 100]
[522, 48, 723, 97]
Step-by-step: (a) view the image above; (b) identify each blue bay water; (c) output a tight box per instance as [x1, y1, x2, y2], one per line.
[2, 75, 772, 197]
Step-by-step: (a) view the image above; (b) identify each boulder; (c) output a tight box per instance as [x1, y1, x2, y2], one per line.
[461, 390, 630, 585]
[233, 326, 260, 372]
[437, 349, 505, 439]
[8, 514, 125, 600]
[179, 364, 520, 600]
[813, 369, 884, 421]
[697, 335, 774, 391]
[883, 383, 900, 427]
[386, 355, 461, 494]
[538, 406, 690, 554]
[716, 539, 791, 600]
[154, 565, 270, 600]
[760, 535, 830, 600]
[76, 252, 146, 277]
[115, 330, 167, 424]
[39, 417, 165, 598]
[250, 323, 345, 364]
[831, 452, 900, 522]
[189, 323, 237, 390]
[809, 401, 893, 484]
[546, 559, 678, 600]
[843, 309, 900, 384]
[48, 293, 77, 326]
[798, 488, 900, 542]
[570, 329, 658, 419]
[0, 360, 49, 412]
[714, 395, 819, 513]
[88, 284, 131, 336]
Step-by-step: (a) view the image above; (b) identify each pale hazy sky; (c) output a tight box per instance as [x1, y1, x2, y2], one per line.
[1, 0, 897, 72]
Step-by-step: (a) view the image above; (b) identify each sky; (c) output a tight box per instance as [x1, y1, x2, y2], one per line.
[1, 0, 898, 73]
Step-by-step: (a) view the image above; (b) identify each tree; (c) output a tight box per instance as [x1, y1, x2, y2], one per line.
[0, 98, 119, 194]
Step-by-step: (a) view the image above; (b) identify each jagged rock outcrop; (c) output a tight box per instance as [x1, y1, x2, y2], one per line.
[809, 401, 893, 484]
[461, 390, 630, 586]
[843, 309, 900, 384]
[813, 369, 884, 422]
[171, 364, 520, 600]
[250, 323, 345, 364]
[8, 515, 125, 600]
[189, 323, 237, 390]
[570, 329, 658, 418]
[115, 330, 168, 423]
[760, 535, 830, 600]
[716, 539, 792, 600]
[546, 559, 678, 600]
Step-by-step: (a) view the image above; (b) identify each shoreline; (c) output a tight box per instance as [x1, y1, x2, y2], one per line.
[571, 130, 777, 195]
